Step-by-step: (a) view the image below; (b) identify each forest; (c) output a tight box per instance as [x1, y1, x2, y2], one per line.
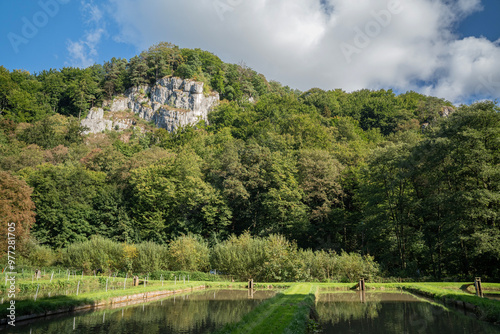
[1, 42, 499, 281]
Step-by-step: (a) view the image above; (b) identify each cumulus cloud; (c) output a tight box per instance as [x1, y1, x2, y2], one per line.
[66, 1, 106, 68]
[107, 0, 499, 104]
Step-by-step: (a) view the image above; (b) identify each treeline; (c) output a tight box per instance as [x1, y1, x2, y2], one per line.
[0, 42, 287, 123]
[25, 234, 378, 283]
[0, 43, 499, 281]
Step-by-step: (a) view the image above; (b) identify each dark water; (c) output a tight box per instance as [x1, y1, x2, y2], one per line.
[317, 292, 500, 334]
[3, 289, 276, 334]
[485, 294, 500, 301]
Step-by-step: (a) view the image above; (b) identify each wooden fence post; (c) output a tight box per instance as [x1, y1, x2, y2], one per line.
[474, 277, 483, 297]
[359, 278, 366, 291]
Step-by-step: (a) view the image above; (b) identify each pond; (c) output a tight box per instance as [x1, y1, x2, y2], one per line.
[4, 289, 277, 334]
[485, 294, 500, 301]
[317, 291, 500, 334]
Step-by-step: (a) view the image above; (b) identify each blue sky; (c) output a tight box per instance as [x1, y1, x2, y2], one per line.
[1, 0, 499, 104]
[457, 0, 500, 40]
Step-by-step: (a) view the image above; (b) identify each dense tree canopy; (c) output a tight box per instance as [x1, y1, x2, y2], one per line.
[0, 43, 498, 280]
[0, 171, 36, 255]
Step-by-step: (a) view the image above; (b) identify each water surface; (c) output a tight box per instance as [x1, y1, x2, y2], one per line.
[5, 289, 276, 334]
[317, 292, 500, 334]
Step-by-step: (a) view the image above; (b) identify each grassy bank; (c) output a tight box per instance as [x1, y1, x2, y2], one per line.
[0, 281, 205, 320]
[215, 284, 317, 334]
[401, 283, 500, 323]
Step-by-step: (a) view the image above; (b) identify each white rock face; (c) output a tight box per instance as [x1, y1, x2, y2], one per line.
[82, 77, 219, 134]
[440, 106, 455, 117]
[81, 108, 111, 133]
[81, 107, 136, 134]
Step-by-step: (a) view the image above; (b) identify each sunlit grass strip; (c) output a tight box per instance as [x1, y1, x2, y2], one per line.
[215, 284, 316, 334]
[0, 281, 206, 321]
[402, 284, 500, 324]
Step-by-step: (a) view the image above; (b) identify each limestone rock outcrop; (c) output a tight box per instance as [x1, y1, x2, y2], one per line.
[440, 106, 454, 118]
[82, 77, 219, 134]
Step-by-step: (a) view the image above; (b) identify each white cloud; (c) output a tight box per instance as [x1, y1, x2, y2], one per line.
[107, 0, 500, 104]
[456, 0, 483, 16]
[66, 1, 106, 68]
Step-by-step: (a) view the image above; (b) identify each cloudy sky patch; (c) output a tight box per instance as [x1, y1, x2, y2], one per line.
[1, 0, 499, 104]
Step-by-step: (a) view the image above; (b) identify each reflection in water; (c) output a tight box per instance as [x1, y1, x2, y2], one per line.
[317, 292, 383, 324]
[317, 292, 500, 334]
[6, 290, 276, 334]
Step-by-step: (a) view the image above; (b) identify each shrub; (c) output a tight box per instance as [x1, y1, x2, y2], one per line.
[121, 243, 137, 274]
[334, 252, 379, 282]
[23, 239, 55, 267]
[211, 232, 267, 280]
[133, 241, 169, 274]
[168, 234, 210, 272]
[260, 234, 303, 282]
[61, 235, 122, 273]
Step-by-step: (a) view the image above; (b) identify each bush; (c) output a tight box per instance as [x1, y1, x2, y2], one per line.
[168, 234, 210, 272]
[23, 239, 55, 267]
[211, 232, 267, 280]
[212, 233, 305, 282]
[334, 252, 379, 282]
[133, 241, 169, 273]
[260, 234, 303, 282]
[212, 234, 379, 282]
[61, 235, 122, 273]
[50, 235, 379, 282]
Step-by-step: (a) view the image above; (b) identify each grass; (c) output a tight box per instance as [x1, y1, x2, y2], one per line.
[0, 281, 206, 319]
[215, 284, 317, 334]
[401, 283, 500, 323]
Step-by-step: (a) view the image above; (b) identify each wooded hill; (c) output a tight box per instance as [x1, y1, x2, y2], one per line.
[1, 42, 499, 280]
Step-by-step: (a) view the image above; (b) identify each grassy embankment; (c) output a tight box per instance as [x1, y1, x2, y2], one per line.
[215, 283, 317, 334]
[0, 280, 206, 320]
[397, 283, 500, 323]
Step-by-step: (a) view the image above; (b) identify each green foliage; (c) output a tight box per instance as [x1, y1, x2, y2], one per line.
[20, 164, 108, 248]
[61, 235, 123, 272]
[211, 232, 267, 279]
[0, 42, 498, 283]
[211, 233, 379, 282]
[360, 101, 500, 279]
[23, 238, 56, 267]
[128, 149, 231, 241]
[333, 252, 379, 282]
[168, 234, 210, 272]
[133, 241, 169, 273]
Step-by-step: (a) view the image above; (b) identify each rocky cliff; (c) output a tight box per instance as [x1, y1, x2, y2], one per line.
[81, 77, 219, 134]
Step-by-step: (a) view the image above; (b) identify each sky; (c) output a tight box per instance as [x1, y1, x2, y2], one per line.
[1, 0, 499, 105]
